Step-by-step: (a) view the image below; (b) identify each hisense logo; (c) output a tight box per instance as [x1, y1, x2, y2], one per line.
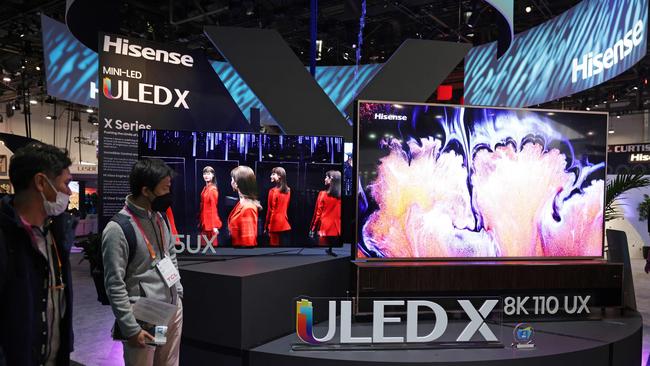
[571, 20, 644, 83]
[102, 35, 194, 68]
[374, 113, 407, 121]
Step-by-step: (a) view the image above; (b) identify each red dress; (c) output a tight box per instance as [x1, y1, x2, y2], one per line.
[264, 187, 291, 246]
[199, 184, 222, 246]
[310, 191, 341, 245]
[228, 200, 259, 247]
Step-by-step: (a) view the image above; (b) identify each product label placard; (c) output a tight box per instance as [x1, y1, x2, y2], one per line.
[98, 33, 251, 228]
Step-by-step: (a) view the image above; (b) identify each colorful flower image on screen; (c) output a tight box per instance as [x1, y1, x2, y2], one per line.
[356, 102, 606, 259]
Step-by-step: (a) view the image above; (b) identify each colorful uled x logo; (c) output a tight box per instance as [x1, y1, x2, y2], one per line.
[296, 299, 336, 344]
[295, 298, 499, 345]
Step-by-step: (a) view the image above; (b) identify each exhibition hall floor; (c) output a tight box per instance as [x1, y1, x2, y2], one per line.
[66, 251, 650, 366]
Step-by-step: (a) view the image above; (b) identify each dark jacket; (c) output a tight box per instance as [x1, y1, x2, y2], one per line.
[0, 195, 76, 366]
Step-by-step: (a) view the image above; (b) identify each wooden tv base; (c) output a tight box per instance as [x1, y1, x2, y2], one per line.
[355, 259, 623, 308]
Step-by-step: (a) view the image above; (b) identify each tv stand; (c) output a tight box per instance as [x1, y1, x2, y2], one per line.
[325, 247, 338, 257]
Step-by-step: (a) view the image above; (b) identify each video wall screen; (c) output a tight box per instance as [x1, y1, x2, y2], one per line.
[356, 101, 607, 259]
[139, 130, 344, 248]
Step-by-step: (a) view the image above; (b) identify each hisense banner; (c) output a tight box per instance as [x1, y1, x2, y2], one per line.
[98, 33, 251, 227]
[465, 0, 648, 107]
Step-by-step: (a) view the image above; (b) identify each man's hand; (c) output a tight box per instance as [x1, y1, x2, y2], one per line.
[645, 261, 650, 274]
[128, 330, 154, 348]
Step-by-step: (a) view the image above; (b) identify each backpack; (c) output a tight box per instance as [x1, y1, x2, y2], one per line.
[93, 212, 170, 305]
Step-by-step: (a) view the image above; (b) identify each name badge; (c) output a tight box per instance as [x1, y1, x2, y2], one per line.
[156, 257, 181, 288]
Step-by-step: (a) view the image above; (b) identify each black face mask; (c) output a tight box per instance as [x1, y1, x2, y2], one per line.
[150, 192, 173, 212]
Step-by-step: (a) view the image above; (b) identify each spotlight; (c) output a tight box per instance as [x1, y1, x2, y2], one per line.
[29, 99, 37, 105]
[86, 108, 94, 113]
[586, 107, 591, 111]
[35, 66, 40, 71]
[587, 131, 595, 136]
[45, 115, 52, 120]
[19, 33, 24, 38]
[2, 77, 9, 82]
[525, 6, 532, 13]
[352, 44, 357, 49]
[547, 112, 555, 116]
[608, 129, 615, 134]
[633, 86, 639, 90]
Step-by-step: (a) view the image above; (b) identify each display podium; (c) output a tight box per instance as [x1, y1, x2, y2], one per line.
[249, 310, 641, 366]
[178, 247, 351, 366]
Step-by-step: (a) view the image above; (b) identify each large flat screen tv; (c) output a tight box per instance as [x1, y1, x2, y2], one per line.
[355, 101, 607, 259]
[139, 130, 344, 248]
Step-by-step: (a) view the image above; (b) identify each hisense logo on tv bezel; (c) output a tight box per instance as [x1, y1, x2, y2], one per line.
[374, 113, 407, 121]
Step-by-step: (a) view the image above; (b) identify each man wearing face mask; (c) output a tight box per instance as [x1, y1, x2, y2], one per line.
[102, 158, 183, 366]
[0, 142, 75, 366]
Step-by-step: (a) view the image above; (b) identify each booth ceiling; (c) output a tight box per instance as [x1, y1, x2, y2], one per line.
[0, 0, 648, 112]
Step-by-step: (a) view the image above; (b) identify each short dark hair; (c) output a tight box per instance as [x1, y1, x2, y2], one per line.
[129, 158, 175, 197]
[9, 142, 72, 193]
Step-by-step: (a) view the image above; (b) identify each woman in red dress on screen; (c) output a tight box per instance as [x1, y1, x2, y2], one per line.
[199, 166, 222, 246]
[264, 167, 291, 246]
[228, 165, 261, 247]
[310, 170, 341, 246]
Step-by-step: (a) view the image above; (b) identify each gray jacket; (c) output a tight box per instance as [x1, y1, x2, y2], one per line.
[101, 196, 184, 338]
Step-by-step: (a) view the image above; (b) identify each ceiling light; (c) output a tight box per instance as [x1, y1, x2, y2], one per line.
[2, 77, 10, 82]
[393, 104, 403, 109]
[586, 107, 591, 111]
[608, 129, 615, 134]
[352, 44, 357, 49]
[29, 99, 37, 105]
[35, 66, 40, 71]
[587, 131, 595, 136]
[45, 115, 52, 120]
[19, 33, 24, 38]
[525, 6, 532, 13]
[633, 86, 638, 90]
[547, 112, 555, 116]
[86, 108, 94, 113]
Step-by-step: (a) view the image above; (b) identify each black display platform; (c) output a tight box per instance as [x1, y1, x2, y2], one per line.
[249, 310, 641, 366]
[178, 246, 351, 365]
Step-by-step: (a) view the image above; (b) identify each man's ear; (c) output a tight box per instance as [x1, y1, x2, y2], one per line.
[141, 186, 151, 198]
[33, 173, 47, 193]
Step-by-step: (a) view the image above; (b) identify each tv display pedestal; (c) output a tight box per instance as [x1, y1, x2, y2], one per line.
[249, 309, 641, 366]
[355, 260, 623, 309]
[178, 246, 351, 366]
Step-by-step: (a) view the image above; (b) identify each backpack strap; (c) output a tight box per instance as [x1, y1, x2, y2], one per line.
[110, 213, 137, 265]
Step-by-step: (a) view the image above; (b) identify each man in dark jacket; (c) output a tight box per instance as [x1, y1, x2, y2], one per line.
[0, 142, 76, 366]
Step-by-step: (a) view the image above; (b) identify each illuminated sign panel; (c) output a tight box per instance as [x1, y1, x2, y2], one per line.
[465, 0, 648, 107]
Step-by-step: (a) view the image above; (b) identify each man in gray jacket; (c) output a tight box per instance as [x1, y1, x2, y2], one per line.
[102, 159, 183, 366]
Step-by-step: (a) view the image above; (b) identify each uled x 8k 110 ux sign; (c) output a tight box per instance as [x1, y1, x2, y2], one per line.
[355, 101, 607, 260]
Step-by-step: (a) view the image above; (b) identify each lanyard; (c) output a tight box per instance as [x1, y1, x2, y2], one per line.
[48, 234, 65, 289]
[125, 207, 165, 260]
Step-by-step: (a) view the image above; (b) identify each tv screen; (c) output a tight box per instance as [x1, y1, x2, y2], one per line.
[139, 130, 344, 248]
[356, 101, 607, 259]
